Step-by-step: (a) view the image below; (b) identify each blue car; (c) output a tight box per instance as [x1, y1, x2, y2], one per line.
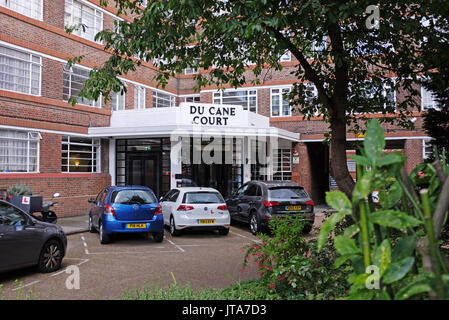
[88, 186, 164, 244]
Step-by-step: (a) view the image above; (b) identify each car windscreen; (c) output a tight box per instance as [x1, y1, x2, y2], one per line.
[182, 192, 224, 204]
[268, 187, 309, 199]
[111, 190, 157, 205]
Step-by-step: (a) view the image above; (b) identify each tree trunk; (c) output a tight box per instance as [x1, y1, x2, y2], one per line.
[329, 116, 355, 198]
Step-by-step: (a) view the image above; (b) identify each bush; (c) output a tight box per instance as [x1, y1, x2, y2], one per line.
[7, 184, 33, 196]
[242, 216, 350, 300]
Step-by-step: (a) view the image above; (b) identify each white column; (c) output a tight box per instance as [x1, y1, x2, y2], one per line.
[243, 136, 251, 183]
[108, 138, 116, 186]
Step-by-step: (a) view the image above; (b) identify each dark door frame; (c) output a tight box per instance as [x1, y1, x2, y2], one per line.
[125, 152, 162, 197]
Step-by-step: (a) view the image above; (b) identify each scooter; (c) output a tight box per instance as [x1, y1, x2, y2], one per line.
[33, 192, 60, 224]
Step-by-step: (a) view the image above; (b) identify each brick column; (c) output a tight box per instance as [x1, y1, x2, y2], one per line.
[292, 142, 313, 198]
[403, 139, 424, 174]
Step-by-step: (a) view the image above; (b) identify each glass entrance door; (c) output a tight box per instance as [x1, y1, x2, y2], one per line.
[126, 153, 161, 197]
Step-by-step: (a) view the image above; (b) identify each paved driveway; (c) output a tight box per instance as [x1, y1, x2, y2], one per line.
[0, 222, 263, 300]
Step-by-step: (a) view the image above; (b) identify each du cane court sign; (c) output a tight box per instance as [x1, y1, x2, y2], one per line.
[179, 102, 248, 127]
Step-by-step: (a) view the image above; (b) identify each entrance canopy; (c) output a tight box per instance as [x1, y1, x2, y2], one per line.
[88, 103, 300, 142]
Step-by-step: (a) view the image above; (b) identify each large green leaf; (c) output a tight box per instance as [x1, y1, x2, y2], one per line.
[377, 153, 406, 167]
[334, 235, 361, 256]
[348, 154, 371, 167]
[370, 210, 422, 229]
[395, 275, 432, 300]
[383, 257, 415, 284]
[325, 191, 352, 212]
[392, 235, 417, 261]
[317, 210, 347, 252]
[374, 239, 391, 276]
[352, 171, 373, 203]
[364, 119, 385, 165]
[379, 181, 403, 209]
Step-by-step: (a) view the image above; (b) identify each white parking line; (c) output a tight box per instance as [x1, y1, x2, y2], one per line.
[81, 236, 89, 255]
[12, 280, 40, 292]
[229, 231, 262, 243]
[166, 239, 185, 252]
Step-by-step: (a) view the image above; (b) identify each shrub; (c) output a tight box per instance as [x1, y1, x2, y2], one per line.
[7, 184, 33, 196]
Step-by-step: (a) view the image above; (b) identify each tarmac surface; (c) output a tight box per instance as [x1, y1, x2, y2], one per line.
[0, 206, 331, 300]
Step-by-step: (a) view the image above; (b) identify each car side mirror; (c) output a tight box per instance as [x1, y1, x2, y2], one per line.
[159, 196, 165, 202]
[88, 198, 95, 203]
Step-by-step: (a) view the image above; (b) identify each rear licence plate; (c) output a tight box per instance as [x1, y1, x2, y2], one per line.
[197, 219, 215, 224]
[126, 223, 147, 229]
[286, 205, 302, 211]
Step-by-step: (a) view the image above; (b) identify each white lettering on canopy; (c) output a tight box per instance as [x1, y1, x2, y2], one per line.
[179, 102, 248, 127]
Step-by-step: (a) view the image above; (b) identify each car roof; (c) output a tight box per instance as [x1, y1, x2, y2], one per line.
[173, 187, 220, 193]
[250, 180, 303, 188]
[107, 185, 151, 191]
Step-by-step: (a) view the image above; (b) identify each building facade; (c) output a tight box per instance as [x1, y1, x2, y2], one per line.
[0, 0, 435, 216]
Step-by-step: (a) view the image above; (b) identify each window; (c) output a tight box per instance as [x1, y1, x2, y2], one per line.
[64, 0, 103, 43]
[423, 139, 433, 160]
[0, 44, 41, 96]
[185, 95, 200, 103]
[273, 149, 292, 181]
[0, 129, 40, 173]
[63, 65, 100, 107]
[153, 91, 176, 108]
[112, 90, 125, 111]
[134, 85, 146, 109]
[184, 58, 200, 75]
[244, 184, 258, 197]
[271, 88, 291, 117]
[0, 202, 28, 226]
[213, 89, 257, 112]
[62, 136, 100, 173]
[421, 87, 440, 111]
[0, 0, 42, 20]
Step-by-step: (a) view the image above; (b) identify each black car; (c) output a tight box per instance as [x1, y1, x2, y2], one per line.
[226, 181, 315, 235]
[0, 200, 67, 273]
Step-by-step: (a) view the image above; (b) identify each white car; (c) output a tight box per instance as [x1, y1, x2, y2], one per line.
[160, 187, 230, 236]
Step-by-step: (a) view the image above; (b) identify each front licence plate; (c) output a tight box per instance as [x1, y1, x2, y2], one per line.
[197, 219, 215, 224]
[126, 223, 147, 229]
[286, 205, 302, 211]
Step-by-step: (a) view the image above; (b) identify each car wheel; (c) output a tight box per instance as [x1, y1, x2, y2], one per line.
[99, 221, 111, 244]
[37, 239, 64, 273]
[170, 216, 181, 236]
[88, 215, 96, 233]
[302, 223, 313, 234]
[249, 212, 261, 235]
[153, 232, 164, 243]
[218, 228, 229, 236]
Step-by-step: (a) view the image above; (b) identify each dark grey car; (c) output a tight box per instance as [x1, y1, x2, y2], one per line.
[0, 200, 67, 273]
[226, 181, 315, 235]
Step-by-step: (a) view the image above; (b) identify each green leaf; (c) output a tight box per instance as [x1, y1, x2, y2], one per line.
[343, 224, 360, 238]
[334, 235, 361, 256]
[325, 191, 352, 212]
[352, 171, 373, 203]
[383, 257, 415, 284]
[364, 119, 385, 165]
[317, 210, 347, 252]
[349, 154, 372, 167]
[392, 235, 417, 261]
[377, 153, 405, 167]
[380, 181, 402, 209]
[370, 210, 422, 229]
[374, 239, 391, 276]
[395, 275, 432, 300]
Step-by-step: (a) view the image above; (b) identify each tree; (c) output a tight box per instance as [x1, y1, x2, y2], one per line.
[72, 0, 446, 197]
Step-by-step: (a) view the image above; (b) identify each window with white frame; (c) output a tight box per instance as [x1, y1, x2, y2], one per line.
[271, 87, 291, 117]
[64, 0, 103, 43]
[0, 44, 41, 95]
[421, 86, 440, 111]
[63, 65, 100, 107]
[62, 136, 100, 173]
[0, 0, 42, 20]
[273, 149, 292, 181]
[112, 90, 125, 111]
[153, 91, 176, 108]
[185, 95, 200, 103]
[423, 139, 434, 160]
[213, 89, 257, 112]
[0, 129, 40, 173]
[134, 85, 146, 109]
[184, 58, 200, 75]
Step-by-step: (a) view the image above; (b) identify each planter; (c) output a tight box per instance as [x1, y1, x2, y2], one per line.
[7, 195, 43, 214]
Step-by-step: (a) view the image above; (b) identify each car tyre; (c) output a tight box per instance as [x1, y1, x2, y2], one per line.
[99, 221, 111, 244]
[37, 239, 64, 273]
[302, 223, 313, 234]
[218, 228, 229, 236]
[170, 216, 181, 236]
[249, 212, 261, 235]
[153, 232, 164, 243]
[88, 215, 96, 233]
